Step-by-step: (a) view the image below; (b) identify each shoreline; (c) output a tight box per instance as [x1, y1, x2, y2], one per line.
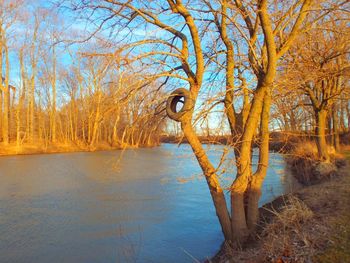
[1, 131, 348, 157]
[0, 138, 297, 157]
[0, 142, 160, 157]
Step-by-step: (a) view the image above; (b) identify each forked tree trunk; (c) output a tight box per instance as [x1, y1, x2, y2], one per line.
[230, 85, 266, 243]
[315, 109, 330, 162]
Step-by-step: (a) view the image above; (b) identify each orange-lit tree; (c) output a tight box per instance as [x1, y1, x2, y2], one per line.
[67, 0, 349, 246]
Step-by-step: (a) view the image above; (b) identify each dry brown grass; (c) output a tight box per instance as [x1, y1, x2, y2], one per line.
[212, 158, 349, 263]
[289, 140, 345, 162]
[211, 197, 316, 263]
[258, 159, 350, 263]
[289, 141, 319, 160]
[285, 141, 319, 185]
[259, 196, 316, 262]
[285, 141, 345, 185]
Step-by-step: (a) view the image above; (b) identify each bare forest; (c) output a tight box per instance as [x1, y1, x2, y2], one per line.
[0, 1, 167, 154]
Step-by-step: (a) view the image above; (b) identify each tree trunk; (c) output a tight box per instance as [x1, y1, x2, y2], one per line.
[0, 32, 2, 143]
[181, 118, 232, 242]
[339, 98, 346, 132]
[38, 93, 43, 141]
[290, 110, 297, 131]
[230, 191, 248, 244]
[230, 85, 266, 243]
[0, 90, 2, 142]
[283, 113, 290, 131]
[112, 116, 120, 145]
[247, 89, 271, 231]
[90, 90, 102, 147]
[51, 45, 57, 143]
[2, 86, 9, 145]
[315, 109, 329, 162]
[29, 74, 35, 143]
[0, 35, 10, 145]
[348, 104, 350, 132]
[2, 43, 10, 145]
[327, 111, 333, 145]
[16, 87, 23, 149]
[332, 104, 340, 152]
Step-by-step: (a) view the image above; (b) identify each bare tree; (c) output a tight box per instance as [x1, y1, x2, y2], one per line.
[0, 0, 23, 144]
[67, 0, 328, 245]
[278, 12, 350, 161]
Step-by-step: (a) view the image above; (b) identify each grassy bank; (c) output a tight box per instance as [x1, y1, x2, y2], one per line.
[212, 149, 349, 263]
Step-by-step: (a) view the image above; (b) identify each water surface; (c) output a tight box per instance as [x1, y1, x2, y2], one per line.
[0, 144, 296, 263]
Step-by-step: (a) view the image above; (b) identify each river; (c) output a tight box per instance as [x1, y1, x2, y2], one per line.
[0, 143, 297, 263]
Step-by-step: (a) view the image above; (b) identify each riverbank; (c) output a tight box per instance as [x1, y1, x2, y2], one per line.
[0, 142, 114, 156]
[0, 141, 159, 156]
[213, 149, 350, 263]
[161, 131, 350, 153]
[1, 131, 348, 157]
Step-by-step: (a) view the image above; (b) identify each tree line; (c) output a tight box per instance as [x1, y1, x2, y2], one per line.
[0, 1, 166, 151]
